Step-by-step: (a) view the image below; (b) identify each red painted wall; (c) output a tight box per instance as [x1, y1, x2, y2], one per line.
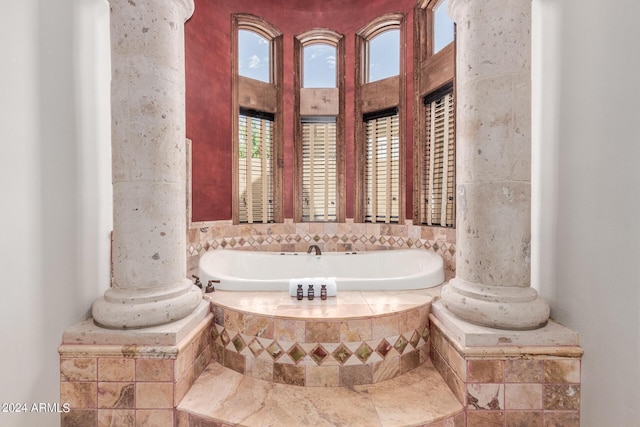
[186, 0, 415, 222]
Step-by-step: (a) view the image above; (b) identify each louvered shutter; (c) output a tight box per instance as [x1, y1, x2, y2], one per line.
[302, 120, 337, 222]
[365, 113, 400, 223]
[423, 91, 455, 227]
[238, 112, 274, 223]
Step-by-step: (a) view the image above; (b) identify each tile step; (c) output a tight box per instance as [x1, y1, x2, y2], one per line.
[177, 360, 464, 426]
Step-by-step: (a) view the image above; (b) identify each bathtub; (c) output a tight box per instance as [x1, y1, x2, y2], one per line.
[198, 249, 445, 292]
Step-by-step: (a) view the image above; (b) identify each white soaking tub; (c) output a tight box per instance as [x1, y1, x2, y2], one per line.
[198, 249, 444, 292]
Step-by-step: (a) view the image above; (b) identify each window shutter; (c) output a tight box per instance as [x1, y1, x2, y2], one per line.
[423, 90, 455, 227]
[302, 120, 337, 222]
[365, 113, 400, 223]
[238, 113, 274, 223]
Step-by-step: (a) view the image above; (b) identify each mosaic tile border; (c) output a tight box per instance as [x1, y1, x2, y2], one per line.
[210, 303, 432, 387]
[186, 220, 456, 273]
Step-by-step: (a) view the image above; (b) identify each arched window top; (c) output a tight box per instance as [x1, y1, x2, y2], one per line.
[234, 13, 281, 40]
[234, 15, 281, 84]
[358, 14, 403, 84]
[296, 29, 342, 89]
[357, 13, 403, 41]
[296, 28, 342, 47]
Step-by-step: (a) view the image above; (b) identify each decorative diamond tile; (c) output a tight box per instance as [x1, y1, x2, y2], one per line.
[387, 237, 396, 246]
[422, 241, 431, 249]
[355, 343, 373, 363]
[369, 236, 377, 243]
[211, 327, 219, 342]
[302, 234, 311, 242]
[247, 237, 255, 245]
[359, 235, 367, 243]
[394, 335, 408, 354]
[287, 343, 306, 364]
[229, 238, 237, 247]
[409, 330, 421, 349]
[188, 245, 195, 255]
[313, 235, 320, 242]
[266, 236, 274, 244]
[203, 242, 210, 251]
[341, 235, 349, 242]
[211, 240, 220, 249]
[406, 238, 414, 247]
[421, 326, 430, 341]
[265, 341, 284, 361]
[379, 236, 386, 244]
[232, 334, 246, 352]
[432, 242, 439, 251]
[220, 329, 230, 346]
[322, 234, 330, 242]
[415, 240, 423, 248]
[275, 235, 282, 242]
[449, 245, 456, 255]
[248, 338, 264, 357]
[294, 234, 301, 242]
[396, 238, 405, 247]
[310, 345, 329, 365]
[376, 339, 392, 357]
[332, 344, 353, 365]
[331, 235, 340, 242]
[220, 240, 228, 248]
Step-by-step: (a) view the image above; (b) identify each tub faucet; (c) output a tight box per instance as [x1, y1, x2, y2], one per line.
[307, 244, 322, 255]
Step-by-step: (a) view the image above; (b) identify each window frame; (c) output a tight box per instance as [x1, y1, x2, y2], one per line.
[293, 29, 345, 223]
[232, 14, 283, 224]
[355, 14, 406, 224]
[413, 0, 457, 227]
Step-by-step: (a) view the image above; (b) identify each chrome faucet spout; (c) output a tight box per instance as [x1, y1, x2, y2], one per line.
[307, 244, 322, 255]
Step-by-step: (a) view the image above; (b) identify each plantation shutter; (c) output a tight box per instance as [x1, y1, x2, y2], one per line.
[423, 90, 455, 227]
[365, 111, 400, 223]
[302, 119, 337, 222]
[238, 111, 274, 223]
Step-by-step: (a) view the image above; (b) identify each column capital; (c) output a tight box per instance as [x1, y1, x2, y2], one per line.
[448, 0, 531, 24]
[108, 0, 195, 22]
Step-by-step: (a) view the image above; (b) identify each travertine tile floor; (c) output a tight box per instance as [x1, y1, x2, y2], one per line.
[178, 359, 463, 426]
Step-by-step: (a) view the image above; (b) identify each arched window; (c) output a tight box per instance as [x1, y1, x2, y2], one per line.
[238, 29, 271, 83]
[294, 29, 345, 222]
[366, 29, 400, 83]
[232, 15, 283, 224]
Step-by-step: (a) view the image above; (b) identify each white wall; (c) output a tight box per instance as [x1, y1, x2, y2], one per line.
[0, 1, 111, 426]
[533, 0, 640, 425]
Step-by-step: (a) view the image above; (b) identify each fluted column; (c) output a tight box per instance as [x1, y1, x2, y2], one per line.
[92, 0, 201, 329]
[440, 0, 550, 330]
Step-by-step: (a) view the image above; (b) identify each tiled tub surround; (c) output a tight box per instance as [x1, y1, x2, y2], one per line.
[186, 219, 456, 273]
[429, 302, 583, 426]
[207, 288, 441, 387]
[59, 304, 213, 427]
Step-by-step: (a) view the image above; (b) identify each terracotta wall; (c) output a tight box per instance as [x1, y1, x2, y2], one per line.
[186, 0, 416, 222]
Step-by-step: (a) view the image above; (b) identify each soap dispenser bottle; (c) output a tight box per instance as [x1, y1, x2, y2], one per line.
[296, 284, 304, 300]
[320, 284, 327, 300]
[308, 284, 315, 300]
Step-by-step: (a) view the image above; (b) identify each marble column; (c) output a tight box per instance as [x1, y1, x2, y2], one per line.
[92, 0, 201, 329]
[440, 0, 550, 330]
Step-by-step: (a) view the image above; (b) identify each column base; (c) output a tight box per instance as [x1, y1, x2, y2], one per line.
[92, 279, 202, 329]
[440, 278, 550, 330]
